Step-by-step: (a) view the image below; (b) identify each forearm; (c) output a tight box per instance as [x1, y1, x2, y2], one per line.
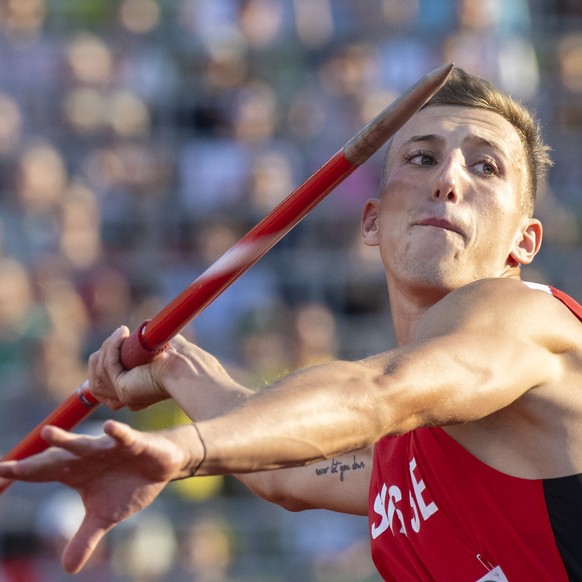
[180, 332, 556, 477]
[189, 359, 383, 475]
[235, 448, 372, 515]
[160, 349, 375, 513]
[160, 345, 254, 421]
[169, 281, 563, 478]
[104, 281, 564, 504]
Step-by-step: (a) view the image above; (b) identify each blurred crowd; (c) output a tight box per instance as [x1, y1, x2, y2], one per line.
[0, 0, 580, 580]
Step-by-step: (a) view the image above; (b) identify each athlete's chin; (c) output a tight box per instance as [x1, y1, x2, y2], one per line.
[392, 259, 479, 294]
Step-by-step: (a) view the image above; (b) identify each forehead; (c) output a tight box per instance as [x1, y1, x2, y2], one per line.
[392, 104, 525, 161]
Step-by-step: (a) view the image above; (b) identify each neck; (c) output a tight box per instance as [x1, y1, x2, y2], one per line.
[387, 267, 523, 345]
[387, 279, 449, 345]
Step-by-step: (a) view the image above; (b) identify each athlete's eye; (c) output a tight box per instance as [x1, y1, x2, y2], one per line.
[405, 150, 437, 166]
[473, 160, 498, 177]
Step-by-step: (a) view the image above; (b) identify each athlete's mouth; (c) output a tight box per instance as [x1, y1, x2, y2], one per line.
[415, 217, 466, 238]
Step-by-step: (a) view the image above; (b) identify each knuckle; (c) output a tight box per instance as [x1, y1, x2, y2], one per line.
[117, 384, 133, 406]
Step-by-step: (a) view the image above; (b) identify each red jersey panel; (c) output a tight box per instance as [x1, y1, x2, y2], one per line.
[369, 427, 570, 581]
[368, 285, 582, 581]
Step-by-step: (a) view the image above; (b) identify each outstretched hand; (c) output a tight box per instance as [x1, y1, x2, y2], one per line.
[0, 420, 198, 573]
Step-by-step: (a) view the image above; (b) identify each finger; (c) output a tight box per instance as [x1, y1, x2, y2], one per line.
[87, 350, 98, 382]
[87, 354, 113, 406]
[102, 420, 136, 447]
[0, 449, 75, 482]
[88, 327, 123, 381]
[103, 326, 130, 381]
[0, 476, 13, 489]
[97, 327, 124, 376]
[88, 328, 130, 408]
[61, 514, 112, 574]
[170, 334, 190, 351]
[0, 461, 19, 479]
[106, 327, 151, 407]
[40, 425, 116, 457]
[101, 398, 125, 412]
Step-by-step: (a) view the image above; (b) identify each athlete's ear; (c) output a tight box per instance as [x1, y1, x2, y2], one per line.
[361, 198, 380, 247]
[508, 217, 543, 266]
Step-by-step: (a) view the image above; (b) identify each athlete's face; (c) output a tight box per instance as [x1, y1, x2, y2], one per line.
[362, 105, 542, 294]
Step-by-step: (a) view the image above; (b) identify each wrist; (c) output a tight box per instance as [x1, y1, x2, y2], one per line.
[169, 423, 207, 480]
[187, 423, 207, 477]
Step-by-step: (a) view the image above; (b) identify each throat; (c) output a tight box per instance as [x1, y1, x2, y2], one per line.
[387, 283, 448, 345]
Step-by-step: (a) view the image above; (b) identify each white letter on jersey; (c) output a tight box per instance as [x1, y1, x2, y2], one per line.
[371, 483, 389, 539]
[409, 457, 438, 520]
[388, 485, 407, 536]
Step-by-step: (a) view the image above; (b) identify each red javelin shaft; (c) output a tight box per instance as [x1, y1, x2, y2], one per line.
[0, 64, 453, 491]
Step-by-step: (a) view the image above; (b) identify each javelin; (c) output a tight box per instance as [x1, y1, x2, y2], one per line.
[0, 63, 453, 493]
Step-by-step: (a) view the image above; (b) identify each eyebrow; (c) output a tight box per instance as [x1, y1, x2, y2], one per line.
[401, 134, 442, 147]
[401, 133, 508, 159]
[468, 135, 508, 159]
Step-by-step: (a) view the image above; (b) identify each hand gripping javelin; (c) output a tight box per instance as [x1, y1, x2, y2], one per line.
[0, 63, 453, 494]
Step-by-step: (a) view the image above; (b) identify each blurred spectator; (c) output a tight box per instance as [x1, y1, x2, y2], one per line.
[292, 301, 338, 368]
[118, 0, 161, 36]
[0, 140, 67, 263]
[110, 510, 178, 582]
[552, 0, 582, 18]
[557, 32, 582, 94]
[65, 32, 113, 89]
[238, 0, 286, 49]
[58, 180, 102, 269]
[442, 0, 539, 100]
[377, 37, 438, 94]
[293, 0, 334, 48]
[167, 512, 236, 582]
[30, 254, 91, 401]
[0, 92, 23, 157]
[0, 257, 47, 397]
[79, 264, 134, 356]
[553, 32, 582, 132]
[178, 78, 298, 220]
[288, 510, 379, 582]
[245, 150, 296, 215]
[237, 301, 295, 386]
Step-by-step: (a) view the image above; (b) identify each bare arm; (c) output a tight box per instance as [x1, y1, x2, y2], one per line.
[89, 330, 371, 515]
[90, 277, 572, 480]
[0, 277, 573, 572]
[178, 278, 571, 475]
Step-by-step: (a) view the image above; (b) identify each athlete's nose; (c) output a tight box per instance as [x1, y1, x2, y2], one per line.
[432, 154, 463, 203]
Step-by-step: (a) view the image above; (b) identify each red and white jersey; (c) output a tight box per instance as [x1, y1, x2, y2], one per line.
[368, 284, 582, 581]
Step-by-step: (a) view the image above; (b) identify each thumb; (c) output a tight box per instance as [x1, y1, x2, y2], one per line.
[119, 364, 169, 409]
[61, 514, 112, 573]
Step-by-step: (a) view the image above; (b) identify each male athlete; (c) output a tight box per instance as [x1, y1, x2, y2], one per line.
[1, 68, 582, 581]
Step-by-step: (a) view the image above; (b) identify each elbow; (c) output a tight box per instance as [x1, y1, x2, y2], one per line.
[238, 473, 314, 513]
[269, 493, 314, 513]
[253, 484, 313, 513]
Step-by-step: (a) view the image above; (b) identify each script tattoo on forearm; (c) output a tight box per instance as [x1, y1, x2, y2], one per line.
[315, 455, 366, 482]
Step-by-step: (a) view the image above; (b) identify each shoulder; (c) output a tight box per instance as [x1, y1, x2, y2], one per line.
[416, 278, 581, 351]
[434, 277, 566, 314]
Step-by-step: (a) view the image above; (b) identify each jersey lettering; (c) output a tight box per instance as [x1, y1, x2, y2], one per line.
[371, 455, 439, 539]
[388, 484, 407, 535]
[371, 483, 389, 538]
[410, 457, 438, 520]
